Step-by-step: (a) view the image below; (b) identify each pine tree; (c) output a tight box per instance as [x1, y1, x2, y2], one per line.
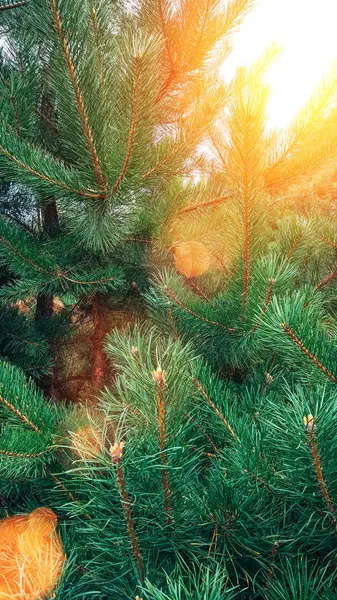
[0, 0, 252, 396]
[2, 1, 337, 600]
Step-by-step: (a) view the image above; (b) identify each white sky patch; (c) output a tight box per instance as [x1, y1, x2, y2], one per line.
[222, 0, 337, 129]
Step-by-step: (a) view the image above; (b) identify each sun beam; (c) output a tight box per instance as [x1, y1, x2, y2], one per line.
[222, 0, 337, 129]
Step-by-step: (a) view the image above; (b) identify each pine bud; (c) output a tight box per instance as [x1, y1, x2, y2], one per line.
[110, 441, 125, 464]
[131, 346, 139, 356]
[303, 414, 315, 432]
[266, 372, 274, 384]
[152, 366, 166, 385]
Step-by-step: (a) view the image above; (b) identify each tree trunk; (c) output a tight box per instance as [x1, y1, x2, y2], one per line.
[91, 293, 109, 392]
[35, 200, 60, 397]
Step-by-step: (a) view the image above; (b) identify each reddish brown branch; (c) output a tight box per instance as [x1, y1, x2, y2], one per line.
[184, 411, 218, 455]
[0, 145, 106, 199]
[305, 419, 336, 523]
[50, 0, 106, 191]
[184, 277, 210, 301]
[163, 285, 235, 332]
[10, 95, 20, 137]
[281, 323, 337, 384]
[252, 278, 275, 332]
[0, 235, 51, 275]
[111, 56, 141, 194]
[116, 464, 145, 580]
[155, 371, 172, 524]
[0, 394, 40, 433]
[0, 1, 26, 10]
[18, 50, 25, 81]
[178, 196, 229, 214]
[315, 267, 337, 291]
[0, 447, 52, 458]
[192, 378, 239, 442]
[47, 468, 92, 520]
[142, 140, 186, 179]
[89, 7, 103, 87]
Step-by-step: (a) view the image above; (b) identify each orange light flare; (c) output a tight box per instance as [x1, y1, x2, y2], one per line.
[0, 507, 65, 600]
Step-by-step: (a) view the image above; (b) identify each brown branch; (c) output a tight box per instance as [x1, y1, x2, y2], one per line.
[0, 1, 26, 10]
[163, 285, 235, 332]
[155, 371, 172, 524]
[184, 411, 218, 455]
[0, 235, 52, 275]
[0, 145, 106, 199]
[168, 309, 179, 340]
[10, 95, 20, 137]
[18, 50, 25, 81]
[210, 133, 227, 168]
[111, 443, 145, 580]
[61, 273, 117, 286]
[279, 231, 304, 272]
[89, 7, 103, 88]
[50, 0, 106, 191]
[36, 109, 59, 133]
[0, 394, 40, 433]
[252, 278, 275, 332]
[178, 196, 229, 215]
[320, 236, 337, 252]
[116, 464, 145, 580]
[281, 322, 337, 384]
[158, 0, 174, 69]
[305, 418, 336, 523]
[315, 267, 337, 291]
[142, 140, 187, 179]
[47, 468, 92, 520]
[111, 56, 141, 195]
[192, 377, 240, 442]
[184, 277, 210, 301]
[0, 447, 52, 458]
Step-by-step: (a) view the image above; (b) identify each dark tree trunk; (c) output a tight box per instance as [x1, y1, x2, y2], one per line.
[35, 200, 60, 397]
[91, 293, 109, 392]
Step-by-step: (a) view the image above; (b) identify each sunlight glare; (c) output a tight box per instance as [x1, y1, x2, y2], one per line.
[222, 0, 337, 129]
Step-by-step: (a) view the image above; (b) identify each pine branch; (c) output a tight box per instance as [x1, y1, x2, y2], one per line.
[142, 140, 187, 179]
[9, 95, 20, 137]
[252, 278, 275, 332]
[184, 411, 219, 455]
[192, 377, 239, 442]
[0, 447, 52, 458]
[178, 195, 229, 214]
[153, 368, 172, 524]
[280, 323, 337, 384]
[304, 416, 336, 524]
[111, 443, 145, 581]
[89, 6, 103, 88]
[0, 394, 40, 432]
[0, 144, 106, 199]
[242, 165, 250, 311]
[111, 55, 141, 195]
[0, 235, 52, 275]
[315, 267, 337, 291]
[163, 285, 235, 332]
[47, 468, 92, 521]
[0, 0, 26, 10]
[279, 231, 304, 272]
[50, 0, 107, 191]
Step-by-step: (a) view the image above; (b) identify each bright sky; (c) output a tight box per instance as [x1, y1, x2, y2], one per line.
[222, 0, 337, 129]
